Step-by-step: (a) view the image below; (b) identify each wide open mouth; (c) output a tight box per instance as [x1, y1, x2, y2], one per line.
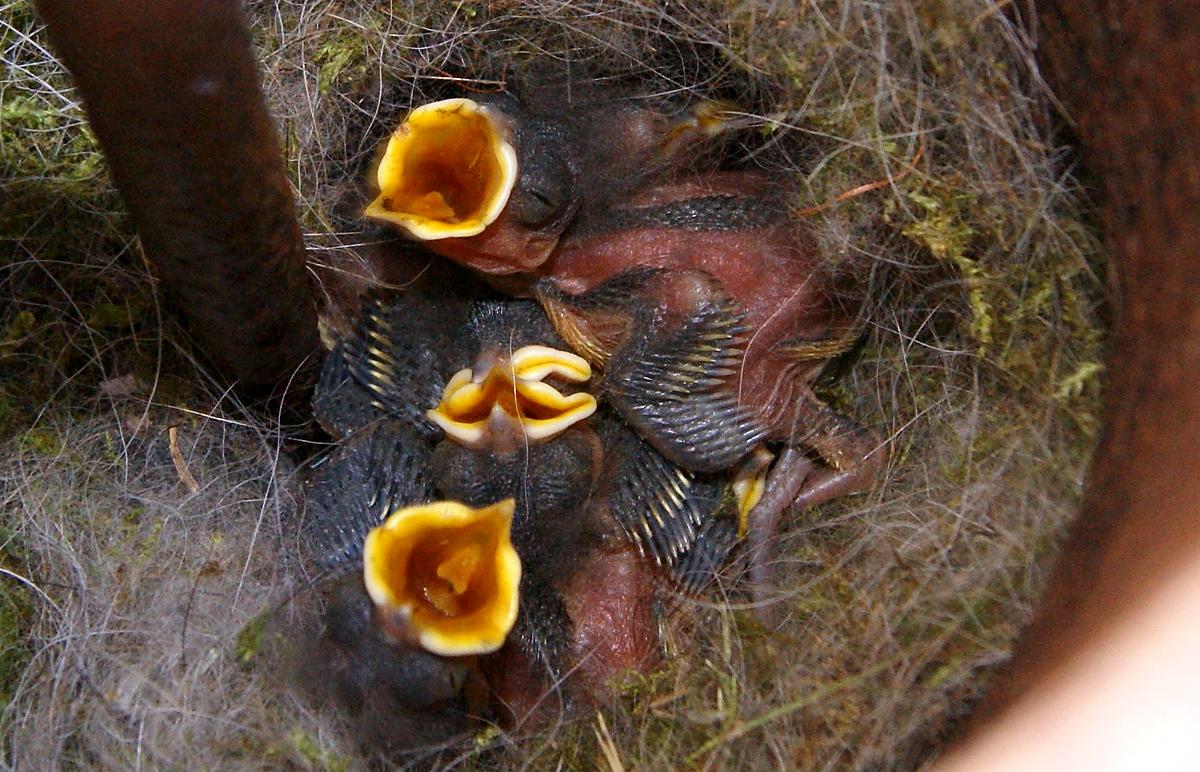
[428, 345, 596, 449]
[365, 98, 518, 240]
[363, 499, 521, 656]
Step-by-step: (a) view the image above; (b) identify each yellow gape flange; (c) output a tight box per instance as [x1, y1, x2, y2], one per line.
[365, 98, 518, 240]
[362, 499, 521, 656]
[428, 345, 596, 449]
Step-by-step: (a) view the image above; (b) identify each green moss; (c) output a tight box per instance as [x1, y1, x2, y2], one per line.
[1053, 361, 1104, 402]
[1, 3, 146, 441]
[313, 34, 374, 95]
[0, 392, 14, 437]
[21, 428, 62, 457]
[86, 302, 135, 331]
[233, 612, 269, 665]
[472, 724, 502, 750]
[1, 98, 103, 183]
[915, 0, 969, 54]
[2, 311, 35, 345]
[0, 5, 99, 184]
[922, 656, 964, 689]
[290, 728, 351, 772]
[903, 189, 994, 349]
[0, 527, 33, 720]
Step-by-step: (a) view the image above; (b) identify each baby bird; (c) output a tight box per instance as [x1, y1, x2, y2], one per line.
[364, 93, 732, 274]
[362, 95, 578, 274]
[364, 93, 887, 613]
[306, 279, 674, 729]
[295, 419, 483, 752]
[531, 192, 887, 605]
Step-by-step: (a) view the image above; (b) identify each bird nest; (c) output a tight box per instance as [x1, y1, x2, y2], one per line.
[0, 0, 1104, 768]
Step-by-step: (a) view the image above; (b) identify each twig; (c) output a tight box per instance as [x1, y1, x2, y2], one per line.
[796, 137, 926, 218]
[168, 425, 200, 494]
[594, 711, 626, 772]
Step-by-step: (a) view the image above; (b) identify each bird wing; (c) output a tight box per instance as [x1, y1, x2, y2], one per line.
[299, 420, 434, 573]
[338, 293, 447, 438]
[671, 514, 739, 595]
[605, 294, 767, 472]
[312, 341, 385, 439]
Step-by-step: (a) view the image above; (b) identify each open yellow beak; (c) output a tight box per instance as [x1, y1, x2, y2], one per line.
[363, 499, 521, 656]
[733, 446, 775, 538]
[428, 345, 597, 449]
[365, 98, 518, 240]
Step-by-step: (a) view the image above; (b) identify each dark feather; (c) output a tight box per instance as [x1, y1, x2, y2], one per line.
[671, 514, 738, 594]
[602, 419, 729, 572]
[299, 420, 435, 573]
[580, 195, 785, 236]
[338, 293, 453, 439]
[312, 341, 386, 440]
[605, 295, 766, 472]
[511, 577, 573, 681]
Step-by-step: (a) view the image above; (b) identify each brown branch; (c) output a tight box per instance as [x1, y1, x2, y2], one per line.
[35, 0, 321, 405]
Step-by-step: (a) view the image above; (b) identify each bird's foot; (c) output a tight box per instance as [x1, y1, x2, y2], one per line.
[744, 432, 887, 626]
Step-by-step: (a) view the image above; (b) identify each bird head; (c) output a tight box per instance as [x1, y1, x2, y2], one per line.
[426, 343, 596, 454]
[362, 498, 523, 657]
[365, 96, 578, 274]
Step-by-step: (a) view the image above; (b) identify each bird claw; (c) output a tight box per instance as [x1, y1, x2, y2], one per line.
[743, 428, 887, 626]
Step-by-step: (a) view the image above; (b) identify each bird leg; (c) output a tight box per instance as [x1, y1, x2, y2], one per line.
[745, 397, 887, 624]
[789, 455, 885, 511]
[795, 392, 887, 481]
[744, 448, 814, 625]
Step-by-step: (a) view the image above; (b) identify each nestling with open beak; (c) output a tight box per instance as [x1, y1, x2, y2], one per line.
[364, 93, 887, 613]
[302, 287, 573, 738]
[369, 292, 671, 721]
[294, 420, 498, 750]
[365, 95, 579, 274]
[306, 284, 679, 730]
[364, 93, 736, 274]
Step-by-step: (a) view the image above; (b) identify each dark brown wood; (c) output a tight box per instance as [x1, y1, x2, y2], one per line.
[35, 0, 320, 401]
[971, 0, 1200, 721]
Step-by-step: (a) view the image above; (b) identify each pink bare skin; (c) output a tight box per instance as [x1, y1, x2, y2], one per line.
[427, 169, 887, 620]
[427, 209, 560, 275]
[537, 174, 851, 438]
[483, 542, 661, 728]
[560, 542, 662, 696]
[533, 173, 886, 509]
